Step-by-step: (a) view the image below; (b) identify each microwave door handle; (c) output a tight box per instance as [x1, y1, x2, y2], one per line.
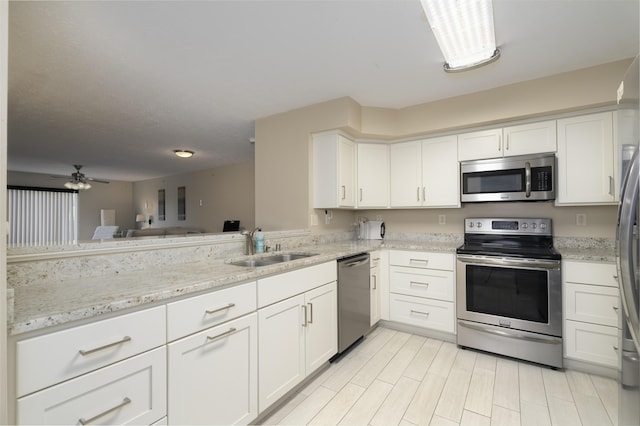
[525, 162, 531, 198]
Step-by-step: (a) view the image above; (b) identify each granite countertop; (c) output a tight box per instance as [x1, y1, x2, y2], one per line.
[9, 239, 459, 336]
[556, 247, 617, 263]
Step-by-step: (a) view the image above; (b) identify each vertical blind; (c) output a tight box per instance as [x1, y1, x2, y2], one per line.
[8, 187, 78, 247]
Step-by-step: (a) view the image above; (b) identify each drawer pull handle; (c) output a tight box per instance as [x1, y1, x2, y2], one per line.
[302, 305, 308, 327]
[410, 310, 430, 317]
[409, 258, 428, 264]
[79, 336, 131, 356]
[79, 397, 131, 425]
[308, 303, 313, 324]
[613, 306, 619, 311]
[206, 327, 237, 344]
[614, 345, 619, 351]
[205, 303, 236, 315]
[410, 281, 429, 287]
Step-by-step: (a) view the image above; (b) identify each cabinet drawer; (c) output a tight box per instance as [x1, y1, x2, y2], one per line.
[565, 283, 619, 327]
[17, 306, 166, 398]
[564, 320, 619, 368]
[17, 347, 166, 425]
[564, 261, 618, 287]
[258, 261, 337, 308]
[390, 268, 454, 302]
[389, 294, 454, 333]
[167, 281, 257, 341]
[389, 250, 453, 271]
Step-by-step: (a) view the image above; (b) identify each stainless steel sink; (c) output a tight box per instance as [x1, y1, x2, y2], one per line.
[229, 252, 317, 267]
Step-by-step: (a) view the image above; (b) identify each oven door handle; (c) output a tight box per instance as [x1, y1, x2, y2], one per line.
[525, 161, 532, 198]
[456, 254, 559, 270]
[458, 321, 562, 345]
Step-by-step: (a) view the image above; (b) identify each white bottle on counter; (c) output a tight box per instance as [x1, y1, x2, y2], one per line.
[255, 229, 264, 253]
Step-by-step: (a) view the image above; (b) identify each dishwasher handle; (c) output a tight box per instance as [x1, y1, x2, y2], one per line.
[339, 254, 370, 268]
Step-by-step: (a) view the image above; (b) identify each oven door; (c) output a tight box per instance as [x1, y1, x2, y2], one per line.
[456, 254, 562, 337]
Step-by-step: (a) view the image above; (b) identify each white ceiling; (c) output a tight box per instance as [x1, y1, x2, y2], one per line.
[8, 0, 639, 182]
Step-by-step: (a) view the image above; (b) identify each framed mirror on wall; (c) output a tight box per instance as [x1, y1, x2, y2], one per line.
[177, 186, 186, 221]
[158, 189, 165, 221]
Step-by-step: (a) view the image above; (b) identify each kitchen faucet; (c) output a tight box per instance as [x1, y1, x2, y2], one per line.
[241, 227, 260, 255]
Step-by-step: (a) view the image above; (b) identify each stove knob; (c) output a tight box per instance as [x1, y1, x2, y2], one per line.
[476, 222, 482, 228]
[540, 223, 547, 230]
[469, 222, 474, 228]
[532, 223, 537, 229]
[521, 223, 528, 229]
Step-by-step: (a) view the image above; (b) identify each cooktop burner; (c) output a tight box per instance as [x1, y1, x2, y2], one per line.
[457, 218, 561, 260]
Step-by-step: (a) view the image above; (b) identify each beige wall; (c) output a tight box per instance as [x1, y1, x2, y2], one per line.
[132, 161, 255, 233]
[254, 97, 360, 231]
[255, 59, 632, 236]
[7, 171, 135, 241]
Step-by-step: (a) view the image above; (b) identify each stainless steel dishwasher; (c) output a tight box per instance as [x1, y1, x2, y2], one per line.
[336, 253, 371, 354]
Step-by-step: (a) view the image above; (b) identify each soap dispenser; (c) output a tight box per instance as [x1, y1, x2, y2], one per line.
[255, 229, 264, 253]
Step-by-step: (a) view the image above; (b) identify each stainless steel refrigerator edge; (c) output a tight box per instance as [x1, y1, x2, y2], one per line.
[336, 253, 371, 354]
[616, 54, 640, 426]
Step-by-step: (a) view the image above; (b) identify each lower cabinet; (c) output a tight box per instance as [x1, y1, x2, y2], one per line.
[258, 281, 337, 412]
[17, 347, 166, 425]
[563, 260, 620, 368]
[168, 313, 258, 425]
[388, 250, 456, 335]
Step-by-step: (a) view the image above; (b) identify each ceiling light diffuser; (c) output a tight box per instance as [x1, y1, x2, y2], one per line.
[420, 0, 500, 72]
[174, 149, 194, 158]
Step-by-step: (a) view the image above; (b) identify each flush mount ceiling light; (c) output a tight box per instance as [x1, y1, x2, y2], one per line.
[64, 181, 91, 190]
[174, 149, 194, 158]
[420, 0, 500, 73]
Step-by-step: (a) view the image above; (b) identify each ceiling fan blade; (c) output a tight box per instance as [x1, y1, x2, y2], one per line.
[85, 177, 110, 184]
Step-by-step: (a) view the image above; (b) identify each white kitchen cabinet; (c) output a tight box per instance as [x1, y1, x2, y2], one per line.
[313, 132, 356, 208]
[168, 313, 258, 425]
[370, 251, 381, 327]
[17, 347, 166, 425]
[502, 120, 557, 156]
[357, 143, 389, 208]
[390, 136, 459, 208]
[258, 281, 337, 412]
[458, 120, 556, 161]
[388, 250, 456, 335]
[563, 260, 620, 369]
[457, 128, 504, 161]
[556, 111, 616, 205]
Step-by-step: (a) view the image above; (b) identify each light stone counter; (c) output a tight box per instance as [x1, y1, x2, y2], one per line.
[555, 236, 616, 263]
[9, 239, 459, 336]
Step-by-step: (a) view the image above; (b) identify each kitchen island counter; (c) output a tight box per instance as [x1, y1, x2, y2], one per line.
[8, 239, 459, 336]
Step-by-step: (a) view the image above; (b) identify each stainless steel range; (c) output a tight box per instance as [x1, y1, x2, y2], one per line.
[456, 218, 563, 369]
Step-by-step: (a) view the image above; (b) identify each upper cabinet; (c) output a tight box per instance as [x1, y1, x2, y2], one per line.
[357, 143, 389, 208]
[556, 111, 616, 205]
[458, 120, 556, 161]
[313, 132, 356, 209]
[390, 135, 459, 208]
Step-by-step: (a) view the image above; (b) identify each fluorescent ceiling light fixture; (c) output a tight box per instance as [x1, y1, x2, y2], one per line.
[174, 149, 194, 158]
[420, 0, 500, 72]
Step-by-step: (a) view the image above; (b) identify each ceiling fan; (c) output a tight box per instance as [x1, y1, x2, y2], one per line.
[50, 165, 110, 190]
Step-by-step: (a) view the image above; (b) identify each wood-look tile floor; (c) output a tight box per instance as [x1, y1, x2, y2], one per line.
[259, 326, 618, 426]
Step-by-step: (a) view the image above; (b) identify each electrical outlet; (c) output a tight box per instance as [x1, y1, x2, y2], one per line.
[576, 213, 587, 226]
[325, 210, 333, 225]
[310, 213, 318, 226]
[438, 215, 446, 225]
[375, 215, 383, 221]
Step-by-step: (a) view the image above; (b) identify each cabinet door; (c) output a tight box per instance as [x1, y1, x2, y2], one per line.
[338, 136, 356, 207]
[565, 321, 619, 368]
[168, 314, 257, 425]
[503, 120, 556, 156]
[370, 256, 381, 326]
[304, 282, 338, 373]
[457, 128, 503, 161]
[357, 143, 389, 207]
[557, 112, 615, 204]
[421, 136, 460, 207]
[258, 294, 305, 412]
[390, 141, 422, 207]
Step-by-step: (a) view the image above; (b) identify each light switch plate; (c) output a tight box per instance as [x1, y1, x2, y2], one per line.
[576, 213, 587, 226]
[438, 215, 446, 225]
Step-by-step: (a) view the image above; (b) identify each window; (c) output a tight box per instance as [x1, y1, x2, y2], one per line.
[7, 186, 78, 247]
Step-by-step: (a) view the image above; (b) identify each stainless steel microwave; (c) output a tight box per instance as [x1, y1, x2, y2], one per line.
[460, 153, 555, 202]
